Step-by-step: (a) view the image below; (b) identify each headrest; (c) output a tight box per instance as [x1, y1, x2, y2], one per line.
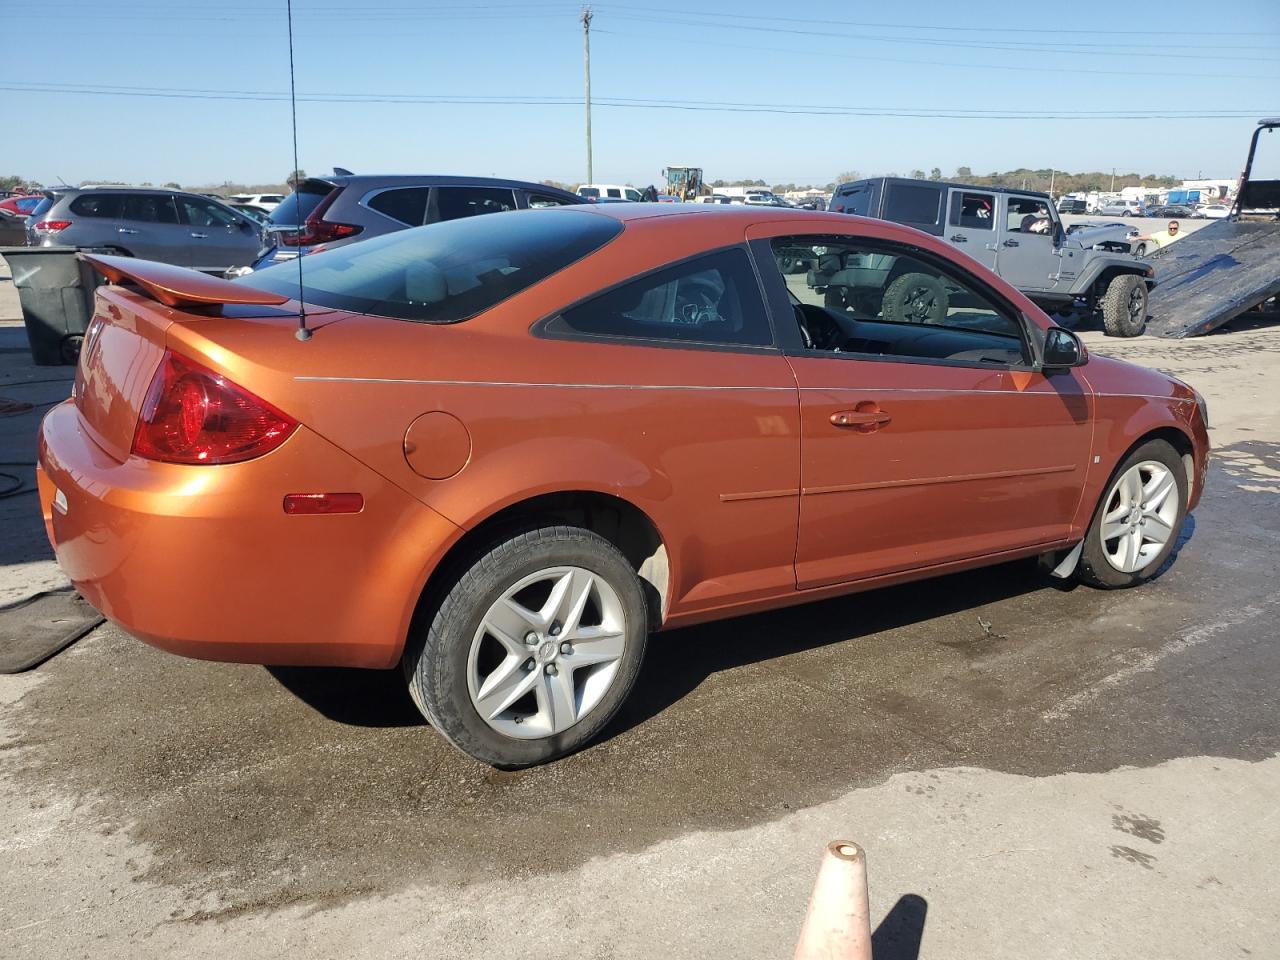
[404, 260, 447, 303]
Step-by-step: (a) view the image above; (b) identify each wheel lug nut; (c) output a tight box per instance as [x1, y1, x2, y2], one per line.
[545, 664, 558, 676]
[524, 659, 535, 671]
[524, 632, 538, 646]
[560, 641, 572, 655]
[549, 623, 562, 636]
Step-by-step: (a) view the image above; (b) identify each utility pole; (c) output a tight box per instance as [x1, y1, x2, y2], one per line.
[1110, 167, 1116, 192]
[582, 6, 593, 186]
[1049, 168, 1055, 195]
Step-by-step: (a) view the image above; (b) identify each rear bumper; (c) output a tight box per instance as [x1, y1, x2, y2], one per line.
[37, 400, 462, 668]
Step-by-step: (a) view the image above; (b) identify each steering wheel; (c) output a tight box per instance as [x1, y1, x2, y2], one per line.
[675, 277, 722, 324]
[793, 305, 815, 349]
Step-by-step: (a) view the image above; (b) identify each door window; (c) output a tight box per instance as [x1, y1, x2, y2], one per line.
[1006, 196, 1053, 234]
[177, 196, 236, 227]
[68, 193, 125, 218]
[435, 187, 517, 221]
[124, 194, 180, 224]
[771, 236, 1027, 365]
[882, 183, 943, 235]
[546, 248, 773, 348]
[949, 191, 996, 230]
[606, 188, 622, 198]
[367, 187, 430, 225]
[625, 188, 642, 201]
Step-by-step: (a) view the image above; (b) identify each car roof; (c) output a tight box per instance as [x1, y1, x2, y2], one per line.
[571, 201, 864, 229]
[839, 176, 1053, 201]
[317, 174, 579, 196]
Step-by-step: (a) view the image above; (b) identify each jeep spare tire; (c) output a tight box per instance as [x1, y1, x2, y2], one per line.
[1102, 273, 1148, 337]
[882, 272, 948, 325]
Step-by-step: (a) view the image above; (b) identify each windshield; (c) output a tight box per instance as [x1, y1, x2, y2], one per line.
[238, 208, 622, 323]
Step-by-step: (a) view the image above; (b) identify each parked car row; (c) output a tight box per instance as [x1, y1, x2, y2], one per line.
[19, 173, 586, 276]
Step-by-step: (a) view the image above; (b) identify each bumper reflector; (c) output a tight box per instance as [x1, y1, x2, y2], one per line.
[283, 493, 364, 515]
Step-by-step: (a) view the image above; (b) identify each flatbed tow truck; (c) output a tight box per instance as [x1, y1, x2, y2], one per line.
[1146, 118, 1280, 338]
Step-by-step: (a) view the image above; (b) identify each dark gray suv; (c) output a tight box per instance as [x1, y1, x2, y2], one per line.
[252, 173, 584, 270]
[26, 187, 264, 273]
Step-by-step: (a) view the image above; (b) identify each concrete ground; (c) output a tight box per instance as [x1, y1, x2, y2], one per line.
[1, 271, 1278, 958]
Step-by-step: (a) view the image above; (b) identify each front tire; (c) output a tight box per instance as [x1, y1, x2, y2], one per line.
[1102, 273, 1147, 337]
[1077, 440, 1187, 589]
[403, 526, 649, 768]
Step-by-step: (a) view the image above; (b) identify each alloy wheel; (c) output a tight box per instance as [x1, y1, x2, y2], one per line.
[1099, 460, 1179, 573]
[467, 566, 627, 740]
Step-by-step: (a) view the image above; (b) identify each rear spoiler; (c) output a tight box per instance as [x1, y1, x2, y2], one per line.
[80, 253, 290, 309]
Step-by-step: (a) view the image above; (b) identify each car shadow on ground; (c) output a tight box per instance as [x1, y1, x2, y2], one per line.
[268, 511, 1199, 738]
[264, 558, 1056, 732]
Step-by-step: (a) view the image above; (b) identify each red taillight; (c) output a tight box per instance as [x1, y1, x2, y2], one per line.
[277, 187, 362, 247]
[34, 219, 72, 232]
[132, 351, 298, 465]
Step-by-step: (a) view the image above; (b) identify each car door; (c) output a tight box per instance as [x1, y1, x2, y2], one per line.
[996, 194, 1060, 294]
[944, 187, 999, 270]
[749, 224, 1093, 590]
[534, 245, 801, 615]
[119, 193, 191, 265]
[175, 195, 260, 271]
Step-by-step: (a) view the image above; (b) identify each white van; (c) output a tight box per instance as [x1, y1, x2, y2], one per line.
[576, 184, 643, 202]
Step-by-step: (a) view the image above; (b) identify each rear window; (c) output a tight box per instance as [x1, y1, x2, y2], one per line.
[883, 184, 943, 234]
[69, 193, 125, 218]
[29, 196, 56, 219]
[269, 181, 334, 225]
[238, 208, 622, 323]
[834, 184, 873, 216]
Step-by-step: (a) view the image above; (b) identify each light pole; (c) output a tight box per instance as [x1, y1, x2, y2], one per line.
[582, 6, 593, 186]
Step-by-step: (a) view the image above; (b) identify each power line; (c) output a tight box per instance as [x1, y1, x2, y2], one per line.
[1, 81, 1269, 120]
[602, 11, 1280, 62]
[593, 2, 1280, 38]
[594, 27, 1280, 83]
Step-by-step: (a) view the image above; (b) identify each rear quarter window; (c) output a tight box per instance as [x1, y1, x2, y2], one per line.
[883, 184, 944, 235]
[69, 193, 125, 218]
[237, 208, 621, 323]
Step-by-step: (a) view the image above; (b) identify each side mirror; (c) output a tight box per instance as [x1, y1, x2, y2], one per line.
[1043, 327, 1088, 369]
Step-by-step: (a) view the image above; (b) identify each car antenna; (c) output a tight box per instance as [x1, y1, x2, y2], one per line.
[286, 0, 311, 341]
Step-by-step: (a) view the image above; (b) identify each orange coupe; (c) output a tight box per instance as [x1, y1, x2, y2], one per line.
[37, 205, 1209, 767]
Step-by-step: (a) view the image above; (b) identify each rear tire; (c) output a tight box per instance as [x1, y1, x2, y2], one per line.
[1102, 273, 1147, 337]
[403, 526, 649, 768]
[1077, 439, 1187, 589]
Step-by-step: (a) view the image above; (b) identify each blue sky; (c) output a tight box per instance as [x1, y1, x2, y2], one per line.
[4, 0, 1278, 188]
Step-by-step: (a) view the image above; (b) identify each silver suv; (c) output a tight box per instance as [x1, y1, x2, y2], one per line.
[253, 173, 584, 270]
[26, 187, 264, 273]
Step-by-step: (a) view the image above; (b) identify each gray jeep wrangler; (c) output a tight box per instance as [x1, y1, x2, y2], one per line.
[825, 177, 1155, 336]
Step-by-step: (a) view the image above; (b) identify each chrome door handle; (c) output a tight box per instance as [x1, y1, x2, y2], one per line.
[190, 232, 209, 239]
[949, 234, 968, 243]
[830, 409, 891, 431]
[1003, 239, 1019, 247]
[117, 228, 139, 235]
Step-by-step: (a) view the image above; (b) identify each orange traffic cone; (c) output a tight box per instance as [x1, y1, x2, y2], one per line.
[793, 840, 872, 960]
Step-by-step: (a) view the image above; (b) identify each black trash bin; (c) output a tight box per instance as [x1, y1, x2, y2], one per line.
[0, 246, 106, 365]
